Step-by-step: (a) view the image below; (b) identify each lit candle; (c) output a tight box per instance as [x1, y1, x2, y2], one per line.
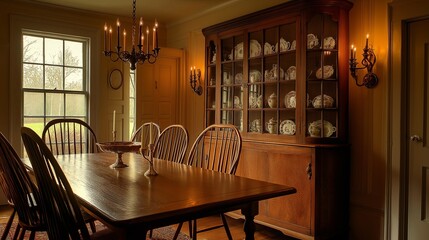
[104, 23, 107, 52]
[353, 47, 356, 59]
[109, 27, 112, 52]
[141, 35, 144, 51]
[365, 34, 369, 49]
[112, 110, 116, 133]
[153, 27, 156, 51]
[117, 18, 120, 49]
[149, 123, 153, 144]
[123, 29, 126, 51]
[154, 19, 158, 49]
[350, 44, 354, 59]
[146, 26, 149, 53]
[139, 17, 143, 46]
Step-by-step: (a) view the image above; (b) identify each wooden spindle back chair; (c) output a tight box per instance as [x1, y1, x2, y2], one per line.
[153, 125, 188, 163]
[0, 132, 46, 240]
[42, 119, 98, 155]
[21, 127, 116, 240]
[177, 124, 242, 240]
[131, 122, 160, 146]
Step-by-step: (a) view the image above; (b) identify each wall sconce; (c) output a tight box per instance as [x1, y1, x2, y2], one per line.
[190, 66, 202, 95]
[349, 34, 379, 88]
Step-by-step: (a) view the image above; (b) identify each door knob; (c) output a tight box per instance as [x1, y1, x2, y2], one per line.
[410, 135, 423, 142]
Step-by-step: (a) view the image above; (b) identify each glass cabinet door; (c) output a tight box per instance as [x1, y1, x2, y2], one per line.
[248, 22, 297, 136]
[205, 40, 216, 127]
[306, 14, 339, 139]
[220, 35, 243, 131]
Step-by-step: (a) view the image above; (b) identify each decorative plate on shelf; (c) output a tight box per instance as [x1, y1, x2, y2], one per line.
[249, 70, 262, 83]
[280, 120, 296, 135]
[290, 40, 296, 50]
[234, 73, 243, 84]
[312, 94, 335, 108]
[250, 119, 261, 133]
[284, 91, 296, 108]
[264, 42, 275, 55]
[249, 94, 262, 108]
[286, 66, 296, 80]
[233, 42, 243, 59]
[234, 96, 242, 108]
[308, 120, 336, 137]
[307, 34, 319, 49]
[316, 65, 334, 79]
[249, 40, 262, 57]
[323, 36, 336, 49]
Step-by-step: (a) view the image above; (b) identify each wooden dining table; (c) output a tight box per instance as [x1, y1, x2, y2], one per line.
[22, 152, 296, 240]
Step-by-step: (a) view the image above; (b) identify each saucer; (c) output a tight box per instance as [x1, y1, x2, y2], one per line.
[316, 65, 334, 79]
[280, 120, 296, 135]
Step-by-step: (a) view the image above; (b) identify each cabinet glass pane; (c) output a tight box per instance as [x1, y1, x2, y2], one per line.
[306, 13, 339, 139]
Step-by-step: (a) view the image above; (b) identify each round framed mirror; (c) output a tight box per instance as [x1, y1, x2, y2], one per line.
[109, 69, 123, 90]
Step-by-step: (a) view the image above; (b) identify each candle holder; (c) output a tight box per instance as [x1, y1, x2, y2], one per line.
[190, 67, 202, 95]
[349, 41, 379, 88]
[112, 130, 117, 142]
[142, 143, 158, 176]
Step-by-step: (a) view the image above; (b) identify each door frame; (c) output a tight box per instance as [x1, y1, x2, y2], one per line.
[388, 1, 429, 239]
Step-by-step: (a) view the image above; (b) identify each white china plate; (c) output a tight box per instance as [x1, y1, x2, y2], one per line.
[290, 40, 296, 50]
[284, 91, 296, 108]
[323, 36, 335, 49]
[235, 73, 243, 84]
[250, 40, 262, 57]
[250, 119, 261, 133]
[249, 70, 262, 83]
[307, 34, 319, 49]
[312, 94, 334, 108]
[316, 65, 334, 79]
[234, 42, 244, 59]
[280, 120, 296, 135]
[234, 96, 241, 108]
[286, 66, 296, 80]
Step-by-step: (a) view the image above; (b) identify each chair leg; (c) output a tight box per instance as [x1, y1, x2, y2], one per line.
[1, 208, 16, 240]
[12, 224, 21, 240]
[89, 220, 96, 233]
[17, 227, 26, 240]
[220, 213, 233, 240]
[29, 231, 36, 240]
[173, 222, 183, 240]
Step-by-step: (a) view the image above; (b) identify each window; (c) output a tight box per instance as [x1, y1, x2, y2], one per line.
[22, 33, 89, 136]
[129, 70, 136, 138]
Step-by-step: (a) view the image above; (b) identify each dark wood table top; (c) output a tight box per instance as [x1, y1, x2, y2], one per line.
[22, 152, 296, 239]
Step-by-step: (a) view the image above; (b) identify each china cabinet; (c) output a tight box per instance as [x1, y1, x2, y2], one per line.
[203, 0, 352, 239]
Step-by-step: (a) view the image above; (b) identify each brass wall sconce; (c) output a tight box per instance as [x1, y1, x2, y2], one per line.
[190, 66, 202, 95]
[349, 34, 378, 88]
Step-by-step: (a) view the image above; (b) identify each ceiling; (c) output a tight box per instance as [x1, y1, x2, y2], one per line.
[26, 0, 263, 26]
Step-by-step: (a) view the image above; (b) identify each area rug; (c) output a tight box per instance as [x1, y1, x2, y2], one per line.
[0, 220, 190, 240]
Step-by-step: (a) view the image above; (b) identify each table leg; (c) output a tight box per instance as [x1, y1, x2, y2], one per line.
[241, 202, 259, 240]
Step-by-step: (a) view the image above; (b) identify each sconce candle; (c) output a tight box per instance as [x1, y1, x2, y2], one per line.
[349, 35, 378, 88]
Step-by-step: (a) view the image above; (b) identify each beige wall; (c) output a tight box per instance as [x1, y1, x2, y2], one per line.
[348, 0, 390, 239]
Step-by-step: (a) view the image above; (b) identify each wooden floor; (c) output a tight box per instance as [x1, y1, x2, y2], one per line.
[0, 204, 298, 239]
